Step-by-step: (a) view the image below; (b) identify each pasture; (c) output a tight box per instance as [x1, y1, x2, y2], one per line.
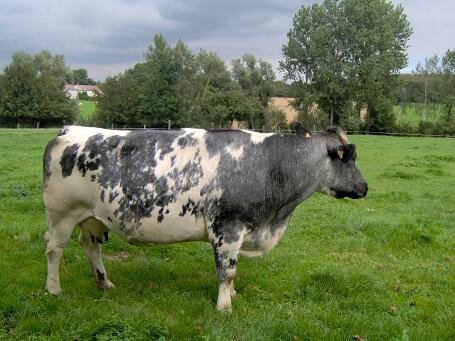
[75, 100, 97, 123]
[393, 103, 443, 128]
[0, 129, 454, 340]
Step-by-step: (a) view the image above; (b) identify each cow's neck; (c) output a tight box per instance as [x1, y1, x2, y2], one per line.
[265, 137, 323, 216]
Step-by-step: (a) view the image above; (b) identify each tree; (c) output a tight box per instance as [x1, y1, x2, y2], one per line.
[413, 55, 440, 120]
[281, 0, 412, 131]
[440, 49, 455, 131]
[184, 51, 233, 127]
[265, 109, 288, 130]
[273, 81, 295, 98]
[93, 70, 141, 127]
[231, 54, 276, 106]
[33, 50, 70, 88]
[207, 90, 263, 128]
[0, 51, 75, 127]
[139, 35, 192, 127]
[93, 35, 274, 129]
[195, 50, 232, 92]
[69, 68, 96, 85]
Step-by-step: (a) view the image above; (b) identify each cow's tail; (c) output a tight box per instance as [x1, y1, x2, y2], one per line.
[43, 128, 66, 188]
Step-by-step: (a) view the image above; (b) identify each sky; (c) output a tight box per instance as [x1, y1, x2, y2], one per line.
[0, 0, 454, 81]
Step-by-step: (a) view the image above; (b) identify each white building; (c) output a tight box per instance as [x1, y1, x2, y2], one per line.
[64, 84, 101, 100]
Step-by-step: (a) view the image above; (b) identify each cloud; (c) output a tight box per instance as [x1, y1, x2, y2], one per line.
[0, 0, 453, 80]
[396, 0, 455, 72]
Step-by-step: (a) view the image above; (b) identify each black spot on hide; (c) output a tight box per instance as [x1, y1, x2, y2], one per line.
[59, 143, 79, 177]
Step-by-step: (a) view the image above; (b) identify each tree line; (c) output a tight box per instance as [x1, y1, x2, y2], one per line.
[1, 0, 453, 134]
[0, 50, 101, 127]
[395, 49, 455, 135]
[92, 34, 277, 129]
[0, 51, 76, 127]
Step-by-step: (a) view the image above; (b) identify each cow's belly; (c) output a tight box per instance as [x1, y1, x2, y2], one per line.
[133, 214, 208, 244]
[93, 200, 208, 245]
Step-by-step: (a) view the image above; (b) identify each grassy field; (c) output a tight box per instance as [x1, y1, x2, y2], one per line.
[74, 100, 97, 123]
[393, 104, 443, 127]
[0, 130, 454, 340]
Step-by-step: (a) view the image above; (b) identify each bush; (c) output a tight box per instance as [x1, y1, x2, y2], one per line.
[394, 121, 416, 134]
[265, 109, 288, 131]
[339, 102, 361, 131]
[417, 120, 455, 136]
[417, 121, 437, 135]
[78, 91, 90, 100]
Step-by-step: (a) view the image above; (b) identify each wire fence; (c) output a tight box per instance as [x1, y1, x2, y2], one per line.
[1, 126, 454, 138]
[110, 126, 455, 138]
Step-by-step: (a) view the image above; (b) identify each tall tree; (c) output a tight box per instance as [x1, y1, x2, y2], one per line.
[140, 35, 192, 127]
[186, 51, 233, 127]
[195, 50, 232, 92]
[93, 35, 276, 129]
[413, 55, 440, 121]
[69, 68, 96, 85]
[94, 70, 141, 127]
[231, 54, 276, 106]
[0, 51, 75, 127]
[281, 0, 412, 131]
[440, 49, 455, 128]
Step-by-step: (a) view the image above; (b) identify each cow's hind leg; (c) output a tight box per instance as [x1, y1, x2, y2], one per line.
[210, 224, 246, 312]
[45, 217, 78, 295]
[79, 218, 114, 290]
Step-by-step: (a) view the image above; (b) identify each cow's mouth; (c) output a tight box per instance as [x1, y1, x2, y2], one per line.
[333, 183, 368, 199]
[334, 191, 362, 199]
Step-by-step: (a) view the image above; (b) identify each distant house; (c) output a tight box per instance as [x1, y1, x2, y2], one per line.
[64, 84, 101, 100]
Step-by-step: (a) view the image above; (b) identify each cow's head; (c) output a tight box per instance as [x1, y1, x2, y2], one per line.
[315, 126, 368, 199]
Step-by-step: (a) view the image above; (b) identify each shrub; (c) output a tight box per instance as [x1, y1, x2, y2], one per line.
[78, 91, 90, 100]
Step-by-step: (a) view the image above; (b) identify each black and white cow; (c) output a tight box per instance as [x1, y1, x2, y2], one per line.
[43, 124, 367, 311]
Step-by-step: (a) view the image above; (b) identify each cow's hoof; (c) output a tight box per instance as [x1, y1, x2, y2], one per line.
[216, 305, 232, 313]
[98, 280, 115, 291]
[46, 284, 62, 295]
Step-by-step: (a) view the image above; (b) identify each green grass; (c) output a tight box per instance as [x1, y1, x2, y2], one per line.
[74, 100, 97, 123]
[394, 103, 443, 127]
[0, 130, 454, 340]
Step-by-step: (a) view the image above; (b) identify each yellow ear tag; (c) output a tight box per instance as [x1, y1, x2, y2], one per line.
[337, 150, 344, 159]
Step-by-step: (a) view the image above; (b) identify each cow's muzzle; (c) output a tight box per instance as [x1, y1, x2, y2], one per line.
[335, 182, 368, 199]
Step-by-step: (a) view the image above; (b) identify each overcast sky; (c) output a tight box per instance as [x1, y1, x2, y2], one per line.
[0, 0, 454, 81]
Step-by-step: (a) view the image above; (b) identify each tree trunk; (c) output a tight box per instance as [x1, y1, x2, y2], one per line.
[330, 105, 334, 126]
[36, 121, 40, 129]
[423, 79, 427, 121]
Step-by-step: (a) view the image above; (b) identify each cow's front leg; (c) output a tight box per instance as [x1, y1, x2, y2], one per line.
[210, 226, 245, 312]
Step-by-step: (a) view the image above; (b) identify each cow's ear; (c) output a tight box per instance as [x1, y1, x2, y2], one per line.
[294, 122, 312, 138]
[328, 144, 356, 162]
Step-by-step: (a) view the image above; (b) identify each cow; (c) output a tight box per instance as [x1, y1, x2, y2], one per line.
[43, 124, 367, 312]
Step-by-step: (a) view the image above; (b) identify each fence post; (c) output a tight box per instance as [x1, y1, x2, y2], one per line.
[143, 124, 146, 129]
[168, 120, 171, 130]
[111, 123, 113, 129]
